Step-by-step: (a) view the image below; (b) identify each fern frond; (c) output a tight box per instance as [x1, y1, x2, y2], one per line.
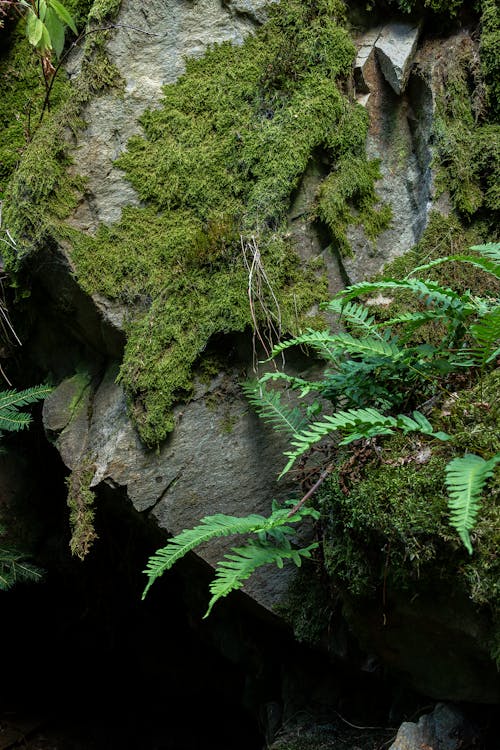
[469, 307, 500, 365]
[269, 330, 402, 363]
[258, 371, 324, 397]
[204, 540, 318, 617]
[470, 242, 500, 264]
[142, 506, 315, 598]
[0, 547, 44, 590]
[0, 385, 52, 433]
[339, 279, 477, 314]
[242, 381, 308, 435]
[408, 253, 500, 281]
[143, 513, 269, 597]
[266, 329, 343, 360]
[374, 309, 450, 336]
[280, 408, 449, 477]
[445, 453, 500, 554]
[323, 298, 377, 333]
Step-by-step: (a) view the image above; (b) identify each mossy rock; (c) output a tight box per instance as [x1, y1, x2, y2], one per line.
[56, 0, 390, 445]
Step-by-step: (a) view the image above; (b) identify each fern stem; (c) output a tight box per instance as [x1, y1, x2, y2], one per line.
[287, 462, 335, 517]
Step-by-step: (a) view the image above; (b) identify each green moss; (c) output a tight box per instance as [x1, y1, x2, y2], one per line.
[276, 564, 332, 647]
[1, 0, 122, 266]
[432, 28, 500, 224]
[66, 453, 98, 560]
[317, 156, 392, 254]
[320, 369, 500, 659]
[0, 0, 103, 200]
[480, 0, 500, 120]
[63, 0, 384, 445]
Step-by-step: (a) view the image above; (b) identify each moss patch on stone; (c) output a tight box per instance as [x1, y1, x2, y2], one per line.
[319, 368, 499, 659]
[432, 26, 499, 225]
[480, 0, 500, 120]
[64, 0, 389, 445]
[1, 0, 122, 264]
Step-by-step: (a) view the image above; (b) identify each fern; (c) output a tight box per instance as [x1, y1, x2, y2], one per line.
[205, 539, 317, 617]
[0, 385, 52, 433]
[469, 307, 500, 365]
[445, 453, 500, 554]
[469, 242, 500, 263]
[268, 330, 402, 363]
[338, 278, 478, 315]
[142, 504, 319, 601]
[241, 381, 308, 435]
[0, 549, 44, 590]
[0, 525, 44, 591]
[408, 245, 500, 281]
[258, 371, 324, 397]
[323, 298, 377, 333]
[280, 408, 449, 477]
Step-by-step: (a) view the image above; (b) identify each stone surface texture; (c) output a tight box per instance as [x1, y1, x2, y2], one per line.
[31, 0, 496, 698]
[344, 21, 434, 283]
[375, 22, 421, 95]
[44, 364, 298, 610]
[388, 703, 478, 750]
[68, 0, 260, 235]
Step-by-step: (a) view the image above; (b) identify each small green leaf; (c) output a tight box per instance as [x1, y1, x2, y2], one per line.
[39, 22, 52, 54]
[39, 0, 48, 21]
[48, 0, 77, 34]
[27, 12, 44, 46]
[44, 6, 65, 57]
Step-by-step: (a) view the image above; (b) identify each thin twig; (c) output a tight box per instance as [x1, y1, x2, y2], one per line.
[334, 711, 396, 732]
[287, 462, 334, 517]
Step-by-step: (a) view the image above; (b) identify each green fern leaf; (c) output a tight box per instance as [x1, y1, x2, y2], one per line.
[339, 279, 477, 314]
[143, 513, 270, 597]
[0, 547, 44, 590]
[469, 242, 500, 264]
[204, 540, 318, 617]
[280, 407, 449, 477]
[445, 453, 500, 554]
[267, 329, 343, 360]
[0, 385, 52, 433]
[408, 253, 500, 281]
[323, 298, 377, 333]
[242, 381, 308, 435]
[269, 330, 401, 363]
[258, 371, 324, 397]
[142, 506, 315, 598]
[469, 307, 500, 365]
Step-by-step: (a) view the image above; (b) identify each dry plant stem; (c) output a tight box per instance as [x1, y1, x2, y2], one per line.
[242, 235, 282, 372]
[287, 462, 334, 517]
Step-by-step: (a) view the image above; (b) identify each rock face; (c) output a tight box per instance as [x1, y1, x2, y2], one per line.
[344, 20, 432, 283]
[388, 703, 479, 750]
[68, 0, 260, 234]
[375, 22, 421, 96]
[20, 0, 495, 706]
[43, 363, 298, 610]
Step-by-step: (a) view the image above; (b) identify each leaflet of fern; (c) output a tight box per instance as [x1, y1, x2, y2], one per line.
[445, 453, 500, 554]
[204, 541, 318, 617]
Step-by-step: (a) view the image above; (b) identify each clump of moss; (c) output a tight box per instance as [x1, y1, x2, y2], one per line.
[317, 156, 392, 254]
[0, 0, 99, 200]
[1, 0, 123, 264]
[432, 31, 499, 225]
[66, 0, 389, 444]
[320, 369, 499, 658]
[66, 453, 98, 560]
[480, 0, 500, 119]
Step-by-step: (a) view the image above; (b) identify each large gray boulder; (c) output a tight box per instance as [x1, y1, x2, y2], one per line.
[43, 364, 299, 611]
